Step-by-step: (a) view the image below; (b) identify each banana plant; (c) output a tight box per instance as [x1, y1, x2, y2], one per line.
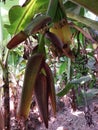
[6, 0, 67, 128]
[2, 0, 98, 129]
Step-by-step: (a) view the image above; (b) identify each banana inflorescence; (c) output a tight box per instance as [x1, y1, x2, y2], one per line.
[24, 14, 51, 35]
[45, 29, 74, 60]
[7, 0, 75, 128]
[49, 19, 75, 60]
[7, 14, 51, 49]
[44, 62, 56, 115]
[17, 53, 56, 128]
[50, 19, 72, 44]
[46, 0, 75, 60]
[7, 31, 28, 49]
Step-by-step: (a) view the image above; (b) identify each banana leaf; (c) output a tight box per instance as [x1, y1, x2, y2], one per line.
[70, 75, 93, 84]
[70, 0, 98, 16]
[57, 83, 74, 97]
[4, 0, 49, 34]
[57, 75, 93, 97]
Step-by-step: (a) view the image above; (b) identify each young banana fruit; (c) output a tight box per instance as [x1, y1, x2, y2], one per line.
[45, 31, 63, 50]
[45, 31, 74, 60]
[50, 19, 72, 45]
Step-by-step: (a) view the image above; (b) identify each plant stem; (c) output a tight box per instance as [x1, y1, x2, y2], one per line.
[3, 50, 10, 130]
[0, 58, 4, 71]
[59, 0, 67, 18]
[0, 6, 3, 42]
[67, 58, 71, 82]
[37, 34, 46, 56]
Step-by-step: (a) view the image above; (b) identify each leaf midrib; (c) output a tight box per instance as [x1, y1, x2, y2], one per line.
[14, 0, 36, 34]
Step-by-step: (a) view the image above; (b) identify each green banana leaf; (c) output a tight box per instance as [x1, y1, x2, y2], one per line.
[5, 0, 98, 35]
[67, 12, 98, 30]
[70, 0, 98, 16]
[4, 0, 49, 34]
[57, 83, 74, 97]
[57, 75, 92, 97]
[59, 62, 67, 75]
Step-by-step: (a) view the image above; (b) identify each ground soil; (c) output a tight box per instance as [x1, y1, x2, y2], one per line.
[19, 95, 98, 130]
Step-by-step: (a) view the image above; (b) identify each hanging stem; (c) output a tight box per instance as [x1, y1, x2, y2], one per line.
[37, 33, 46, 57]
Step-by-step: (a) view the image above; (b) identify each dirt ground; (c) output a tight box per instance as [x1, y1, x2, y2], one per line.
[18, 95, 98, 130]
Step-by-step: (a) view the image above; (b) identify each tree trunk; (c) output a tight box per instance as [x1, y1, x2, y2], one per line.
[3, 63, 10, 130]
[3, 83, 10, 130]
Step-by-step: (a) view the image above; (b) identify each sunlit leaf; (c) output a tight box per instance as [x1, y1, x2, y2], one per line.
[9, 5, 24, 24]
[5, 0, 49, 34]
[59, 62, 67, 75]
